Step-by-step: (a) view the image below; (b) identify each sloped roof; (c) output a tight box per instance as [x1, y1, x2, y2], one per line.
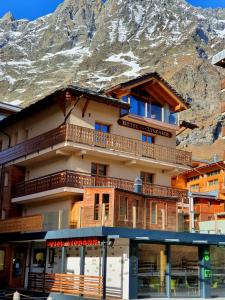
[104, 72, 190, 109]
[0, 85, 129, 129]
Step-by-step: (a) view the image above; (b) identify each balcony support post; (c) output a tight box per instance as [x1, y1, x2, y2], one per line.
[101, 239, 107, 300]
[61, 246, 66, 274]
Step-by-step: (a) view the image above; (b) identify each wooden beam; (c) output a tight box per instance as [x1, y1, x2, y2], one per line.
[82, 99, 89, 118]
[124, 159, 137, 166]
[75, 150, 87, 157]
[55, 150, 70, 156]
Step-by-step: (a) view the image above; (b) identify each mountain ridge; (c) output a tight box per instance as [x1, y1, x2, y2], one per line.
[1, 0, 225, 159]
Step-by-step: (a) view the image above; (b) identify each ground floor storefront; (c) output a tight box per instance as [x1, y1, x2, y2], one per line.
[0, 228, 225, 299]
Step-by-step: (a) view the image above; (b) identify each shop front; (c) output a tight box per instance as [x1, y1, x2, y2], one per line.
[1, 227, 225, 299]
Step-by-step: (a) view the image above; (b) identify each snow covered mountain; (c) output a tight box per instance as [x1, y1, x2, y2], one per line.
[1, 0, 225, 158]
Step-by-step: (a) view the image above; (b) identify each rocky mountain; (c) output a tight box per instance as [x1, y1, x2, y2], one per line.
[1, 0, 225, 159]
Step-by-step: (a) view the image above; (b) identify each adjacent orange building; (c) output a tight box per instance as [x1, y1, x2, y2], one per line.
[173, 160, 225, 231]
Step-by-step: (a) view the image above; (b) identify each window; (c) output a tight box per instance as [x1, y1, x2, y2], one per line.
[33, 249, 46, 267]
[189, 184, 200, 191]
[94, 194, 99, 220]
[119, 195, 128, 221]
[206, 170, 220, 177]
[133, 199, 141, 221]
[91, 163, 107, 177]
[169, 112, 178, 125]
[140, 171, 154, 184]
[0, 250, 5, 271]
[103, 193, 110, 220]
[95, 122, 110, 133]
[151, 202, 157, 224]
[149, 102, 162, 121]
[187, 175, 199, 182]
[142, 134, 154, 144]
[208, 179, 219, 186]
[122, 95, 163, 121]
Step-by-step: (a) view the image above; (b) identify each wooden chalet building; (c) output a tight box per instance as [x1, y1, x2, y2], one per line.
[0, 73, 224, 299]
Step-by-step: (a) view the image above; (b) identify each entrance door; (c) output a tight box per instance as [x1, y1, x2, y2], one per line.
[10, 245, 27, 289]
[138, 244, 167, 298]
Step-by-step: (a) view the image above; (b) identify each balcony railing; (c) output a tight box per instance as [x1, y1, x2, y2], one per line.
[0, 124, 192, 166]
[13, 170, 188, 203]
[0, 215, 43, 233]
[28, 272, 103, 299]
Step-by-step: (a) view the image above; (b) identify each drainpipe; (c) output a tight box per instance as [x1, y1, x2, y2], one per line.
[0, 129, 11, 219]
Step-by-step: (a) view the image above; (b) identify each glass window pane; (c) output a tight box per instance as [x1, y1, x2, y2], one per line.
[95, 123, 101, 131]
[119, 196, 128, 221]
[130, 95, 138, 115]
[102, 125, 110, 133]
[169, 112, 178, 125]
[211, 246, 225, 297]
[0, 250, 5, 271]
[142, 134, 154, 144]
[138, 100, 145, 117]
[151, 203, 157, 224]
[91, 163, 97, 175]
[171, 245, 200, 297]
[122, 96, 129, 103]
[151, 103, 162, 121]
[138, 244, 167, 298]
[99, 165, 107, 176]
[142, 134, 147, 142]
[94, 194, 99, 220]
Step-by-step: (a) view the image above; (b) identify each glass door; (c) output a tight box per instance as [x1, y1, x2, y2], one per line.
[170, 245, 200, 297]
[211, 246, 225, 297]
[138, 244, 167, 298]
[10, 245, 27, 289]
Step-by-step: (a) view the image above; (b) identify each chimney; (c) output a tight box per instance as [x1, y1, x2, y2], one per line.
[134, 177, 142, 194]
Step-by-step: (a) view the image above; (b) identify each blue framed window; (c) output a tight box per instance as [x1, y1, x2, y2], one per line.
[122, 95, 163, 121]
[95, 122, 110, 133]
[169, 112, 178, 125]
[142, 134, 154, 144]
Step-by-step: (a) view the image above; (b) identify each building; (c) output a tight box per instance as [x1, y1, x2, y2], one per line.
[0, 73, 225, 299]
[172, 160, 225, 233]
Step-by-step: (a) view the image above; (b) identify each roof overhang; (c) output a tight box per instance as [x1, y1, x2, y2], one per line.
[0, 86, 129, 130]
[104, 72, 190, 112]
[212, 49, 225, 67]
[45, 226, 225, 245]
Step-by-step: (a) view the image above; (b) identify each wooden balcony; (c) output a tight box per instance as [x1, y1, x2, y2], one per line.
[13, 170, 188, 203]
[0, 123, 192, 166]
[28, 272, 103, 299]
[0, 215, 43, 233]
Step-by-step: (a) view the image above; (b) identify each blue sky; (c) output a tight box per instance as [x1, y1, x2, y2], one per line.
[187, 0, 225, 8]
[0, 0, 64, 20]
[0, 0, 225, 21]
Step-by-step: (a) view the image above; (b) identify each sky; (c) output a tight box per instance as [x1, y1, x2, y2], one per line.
[0, 0, 64, 20]
[0, 0, 225, 21]
[187, 0, 225, 8]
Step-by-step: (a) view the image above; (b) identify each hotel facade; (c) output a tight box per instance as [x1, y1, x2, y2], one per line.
[0, 73, 225, 299]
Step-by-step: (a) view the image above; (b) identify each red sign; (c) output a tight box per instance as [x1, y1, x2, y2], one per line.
[47, 237, 102, 248]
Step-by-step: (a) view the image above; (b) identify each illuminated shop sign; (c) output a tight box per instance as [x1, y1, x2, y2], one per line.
[47, 237, 102, 247]
[118, 119, 172, 138]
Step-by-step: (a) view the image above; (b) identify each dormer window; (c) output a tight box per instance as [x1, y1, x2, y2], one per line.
[122, 95, 178, 125]
[122, 95, 163, 121]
